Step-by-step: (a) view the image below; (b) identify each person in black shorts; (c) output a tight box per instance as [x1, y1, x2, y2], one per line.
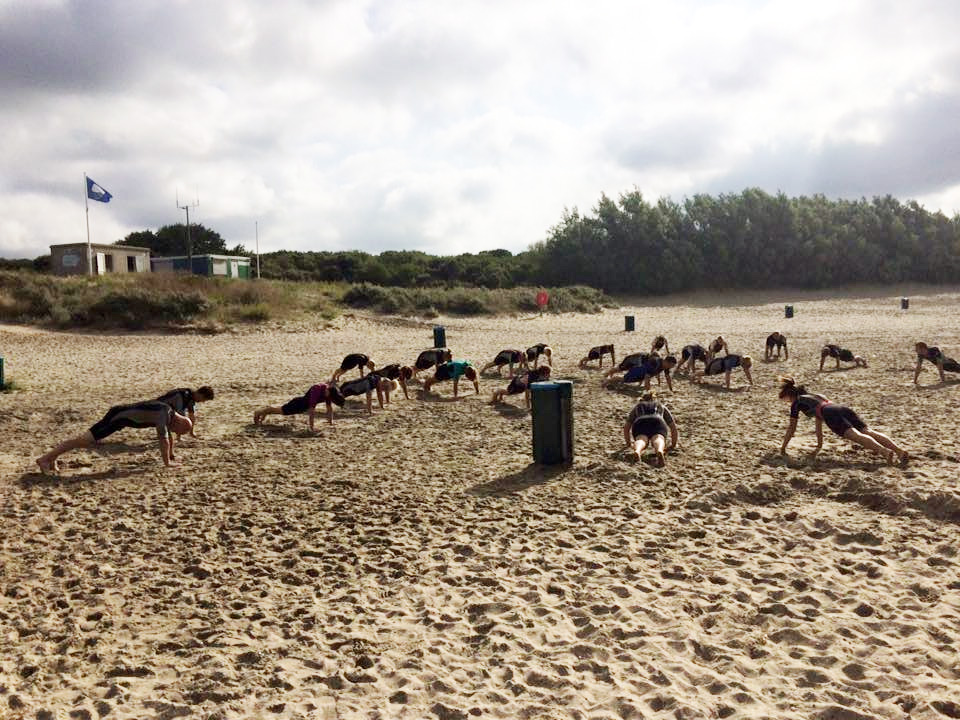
[411, 348, 453, 380]
[480, 349, 528, 376]
[254, 383, 346, 431]
[700, 354, 753, 389]
[337, 374, 396, 413]
[676, 344, 708, 375]
[622, 392, 679, 467]
[525, 343, 553, 368]
[914, 341, 960, 384]
[777, 376, 908, 463]
[36, 401, 193, 473]
[819, 344, 866, 371]
[765, 332, 788, 361]
[578, 344, 615, 369]
[155, 386, 214, 437]
[604, 354, 676, 392]
[651, 335, 670, 355]
[331, 353, 375, 383]
[373, 363, 414, 400]
[707, 336, 728, 362]
[490, 366, 551, 408]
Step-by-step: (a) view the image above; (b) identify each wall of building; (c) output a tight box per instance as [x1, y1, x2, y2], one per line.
[50, 245, 150, 276]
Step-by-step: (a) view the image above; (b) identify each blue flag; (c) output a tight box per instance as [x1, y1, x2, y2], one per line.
[86, 177, 113, 203]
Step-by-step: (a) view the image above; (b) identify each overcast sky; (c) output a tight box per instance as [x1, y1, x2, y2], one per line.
[2, 0, 959, 259]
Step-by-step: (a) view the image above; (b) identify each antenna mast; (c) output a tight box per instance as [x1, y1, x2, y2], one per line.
[176, 190, 200, 269]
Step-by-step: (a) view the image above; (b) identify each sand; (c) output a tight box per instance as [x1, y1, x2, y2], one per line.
[0, 287, 958, 720]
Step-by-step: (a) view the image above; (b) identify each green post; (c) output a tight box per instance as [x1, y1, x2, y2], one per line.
[0, 357, 4, 387]
[531, 380, 574, 465]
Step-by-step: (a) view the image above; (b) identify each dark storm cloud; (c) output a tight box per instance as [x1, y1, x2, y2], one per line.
[706, 88, 960, 202]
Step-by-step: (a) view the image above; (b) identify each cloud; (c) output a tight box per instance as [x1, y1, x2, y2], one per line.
[2, 0, 960, 259]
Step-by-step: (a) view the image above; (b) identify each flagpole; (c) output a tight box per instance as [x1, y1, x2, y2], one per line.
[84, 173, 92, 276]
[255, 221, 261, 279]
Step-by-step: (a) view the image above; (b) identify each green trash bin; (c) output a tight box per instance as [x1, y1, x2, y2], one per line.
[433, 325, 446, 348]
[785, 305, 794, 319]
[531, 380, 574, 465]
[625, 316, 635, 332]
[901, 297, 909, 310]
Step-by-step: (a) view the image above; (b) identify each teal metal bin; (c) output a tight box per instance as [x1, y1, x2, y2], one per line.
[433, 325, 447, 348]
[530, 380, 574, 465]
[785, 305, 794, 319]
[625, 316, 635, 331]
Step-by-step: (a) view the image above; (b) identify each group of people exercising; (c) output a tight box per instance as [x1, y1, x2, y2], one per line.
[34, 333, 956, 473]
[587, 333, 957, 467]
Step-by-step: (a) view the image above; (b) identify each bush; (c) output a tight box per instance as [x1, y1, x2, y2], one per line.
[73, 289, 211, 329]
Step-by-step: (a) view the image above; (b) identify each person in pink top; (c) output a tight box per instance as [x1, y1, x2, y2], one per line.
[253, 383, 345, 431]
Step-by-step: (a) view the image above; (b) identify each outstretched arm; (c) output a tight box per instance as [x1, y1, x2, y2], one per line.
[188, 409, 197, 437]
[913, 358, 923, 384]
[937, 358, 946, 382]
[669, 422, 679, 450]
[159, 430, 175, 466]
[812, 417, 824, 456]
[780, 417, 798, 454]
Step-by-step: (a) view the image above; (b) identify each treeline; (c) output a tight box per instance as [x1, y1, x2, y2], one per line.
[255, 190, 960, 292]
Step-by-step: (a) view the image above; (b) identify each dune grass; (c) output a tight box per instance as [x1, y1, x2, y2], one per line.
[0, 271, 607, 331]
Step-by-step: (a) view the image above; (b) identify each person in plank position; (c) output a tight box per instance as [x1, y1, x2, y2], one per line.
[765, 332, 788, 361]
[913, 341, 960, 384]
[777, 376, 908, 464]
[331, 353, 375, 383]
[253, 383, 345, 430]
[422, 360, 480, 398]
[622, 392, 679, 467]
[480, 349, 529, 376]
[578, 344, 615, 369]
[37, 401, 193, 473]
[819, 344, 867, 371]
[490, 366, 552, 408]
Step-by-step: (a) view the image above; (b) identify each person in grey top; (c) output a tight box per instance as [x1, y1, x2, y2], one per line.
[622, 392, 679, 467]
[36, 401, 192, 474]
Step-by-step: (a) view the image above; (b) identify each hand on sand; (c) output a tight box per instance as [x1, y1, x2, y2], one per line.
[36, 458, 58, 475]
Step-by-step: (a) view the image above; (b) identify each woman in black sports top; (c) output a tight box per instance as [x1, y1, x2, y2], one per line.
[332, 353, 375, 382]
[819, 344, 866, 371]
[914, 341, 960, 384]
[777, 377, 907, 464]
[701, 354, 753, 389]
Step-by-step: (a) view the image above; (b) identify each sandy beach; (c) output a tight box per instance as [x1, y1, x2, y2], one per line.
[1, 287, 958, 720]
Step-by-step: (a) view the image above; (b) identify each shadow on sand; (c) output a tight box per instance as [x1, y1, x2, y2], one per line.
[468, 462, 569, 497]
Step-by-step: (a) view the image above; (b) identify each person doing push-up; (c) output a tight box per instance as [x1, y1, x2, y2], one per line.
[254, 383, 345, 430]
[37, 401, 193, 473]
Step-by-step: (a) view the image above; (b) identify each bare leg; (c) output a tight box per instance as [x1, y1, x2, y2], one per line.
[843, 428, 896, 463]
[253, 405, 284, 425]
[632, 435, 649, 461]
[863, 428, 908, 461]
[37, 432, 95, 473]
[650, 434, 667, 467]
